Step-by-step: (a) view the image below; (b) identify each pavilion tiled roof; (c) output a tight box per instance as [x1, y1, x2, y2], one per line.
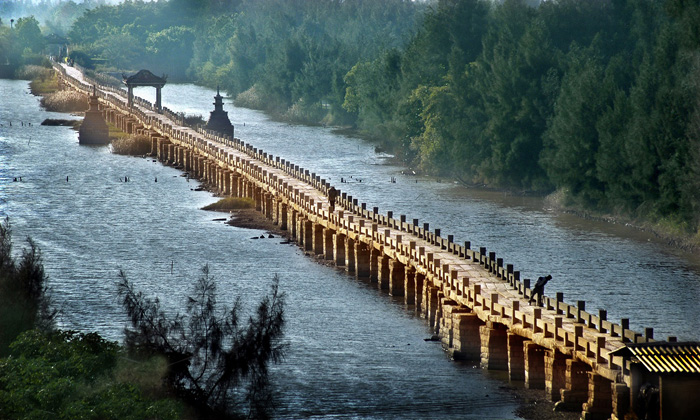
[123, 70, 166, 86]
[624, 342, 700, 374]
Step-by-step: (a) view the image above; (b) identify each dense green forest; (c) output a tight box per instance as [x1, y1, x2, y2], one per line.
[345, 0, 700, 235]
[3, 0, 700, 237]
[65, 0, 424, 118]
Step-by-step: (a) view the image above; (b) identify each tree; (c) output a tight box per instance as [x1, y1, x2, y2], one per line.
[14, 16, 45, 54]
[343, 50, 402, 134]
[0, 217, 56, 355]
[0, 329, 181, 420]
[93, 28, 145, 70]
[146, 26, 196, 79]
[117, 266, 286, 419]
[540, 46, 608, 204]
[472, 0, 556, 189]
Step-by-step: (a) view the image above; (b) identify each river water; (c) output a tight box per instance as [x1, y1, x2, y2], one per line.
[1, 79, 698, 419]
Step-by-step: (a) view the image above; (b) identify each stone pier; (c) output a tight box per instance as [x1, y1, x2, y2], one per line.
[480, 322, 508, 371]
[556, 359, 592, 412]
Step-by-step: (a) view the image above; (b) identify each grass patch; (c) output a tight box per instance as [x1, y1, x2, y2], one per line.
[107, 122, 129, 140]
[111, 134, 152, 155]
[18, 64, 52, 81]
[29, 69, 59, 95]
[202, 197, 255, 211]
[40, 90, 88, 113]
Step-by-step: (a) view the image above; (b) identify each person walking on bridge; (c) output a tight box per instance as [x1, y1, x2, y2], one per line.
[327, 186, 338, 212]
[529, 274, 552, 306]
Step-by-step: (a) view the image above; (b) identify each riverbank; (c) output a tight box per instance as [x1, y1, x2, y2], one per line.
[511, 387, 579, 420]
[225, 208, 285, 233]
[544, 189, 700, 252]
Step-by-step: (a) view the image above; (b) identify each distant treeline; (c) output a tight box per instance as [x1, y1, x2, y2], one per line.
[62, 0, 700, 234]
[0, 0, 94, 38]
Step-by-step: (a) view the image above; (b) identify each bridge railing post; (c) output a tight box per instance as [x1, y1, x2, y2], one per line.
[511, 300, 520, 324]
[553, 316, 563, 341]
[545, 294, 555, 311]
[577, 300, 585, 324]
[532, 307, 542, 333]
[554, 292, 563, 314]
[596, 336, 606, 364]
[598, 309, 607, 333]
[574, 324, 583, 352]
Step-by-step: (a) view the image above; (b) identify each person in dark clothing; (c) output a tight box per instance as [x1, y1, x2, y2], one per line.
[637, 383, 660, 420]
[327, 186, 338, 212]
[529, 274, 552, 306]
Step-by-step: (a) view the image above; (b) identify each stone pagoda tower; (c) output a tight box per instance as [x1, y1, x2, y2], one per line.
[78, 86, 109, 145]
[204, 87, 234, 139]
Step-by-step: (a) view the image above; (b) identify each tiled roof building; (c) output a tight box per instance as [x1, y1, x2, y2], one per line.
[612, 342, 700, 420]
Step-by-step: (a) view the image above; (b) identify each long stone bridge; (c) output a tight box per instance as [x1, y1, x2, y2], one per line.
[53, 62, 664, 420]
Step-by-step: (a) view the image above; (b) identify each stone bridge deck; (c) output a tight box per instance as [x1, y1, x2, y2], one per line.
[54, 62, 653, 420]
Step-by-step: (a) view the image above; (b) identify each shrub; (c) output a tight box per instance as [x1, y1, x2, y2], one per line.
[68, 49, 94, 69]
[111, 134, 152, 155]
[17, 64, 52, 81]
[179, 113, 205, 128]
[29, 70, 59, 95]
[234, 85, 265, 110]
[202, 197, 255, 211]
[283, 99, 326, 125]
[0, 330, 182, 420]
[0, 217, 55, 355]
[40, 90, 88, 112]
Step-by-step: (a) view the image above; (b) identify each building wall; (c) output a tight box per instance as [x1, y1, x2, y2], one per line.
[661, 376, 700, 420]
